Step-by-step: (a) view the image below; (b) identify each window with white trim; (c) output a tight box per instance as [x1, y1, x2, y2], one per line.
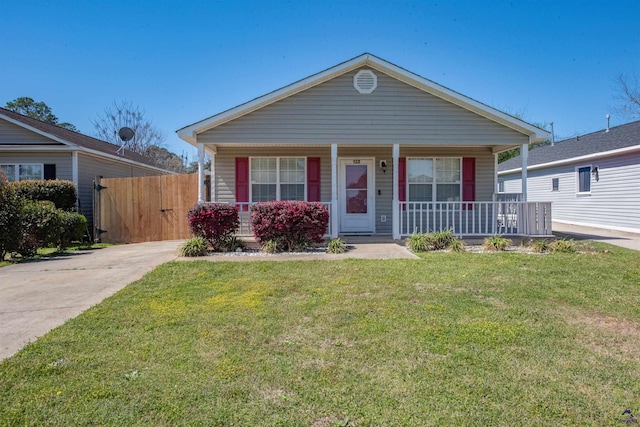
[0, 163, 43, 182]
[576, 166, 591, 194]
[407, 158, 461, 202]
[250, 157, 306, 202]
[552, 177, 559, 192]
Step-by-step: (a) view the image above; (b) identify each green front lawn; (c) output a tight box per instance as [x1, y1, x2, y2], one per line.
[1, 244, 639, 425]
[1, 243, 111, 266]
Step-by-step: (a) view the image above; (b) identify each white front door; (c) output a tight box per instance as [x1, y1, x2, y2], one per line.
[339, 158, 375, 233]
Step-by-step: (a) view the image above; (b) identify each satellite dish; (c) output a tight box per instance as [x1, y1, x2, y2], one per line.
[118, 127, 135, 142]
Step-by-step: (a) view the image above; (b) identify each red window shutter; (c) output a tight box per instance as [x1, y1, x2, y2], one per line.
[398, 157, 406, 202]
[307, 157, 321, 202]
[235, 157, 249, 203]
[462, 157, 476, 209]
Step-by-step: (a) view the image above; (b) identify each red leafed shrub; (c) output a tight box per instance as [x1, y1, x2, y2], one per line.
[187, 203, 239, 250]
[250, 201, 329, 251]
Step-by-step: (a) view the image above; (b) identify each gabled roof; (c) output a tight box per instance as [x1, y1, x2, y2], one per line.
[498, 120, 640, 173]
[0, 107, 169, 171]
[177, 53, 550, 145]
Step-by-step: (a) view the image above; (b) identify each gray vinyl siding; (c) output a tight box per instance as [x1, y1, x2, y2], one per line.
[500, 174, 523, 193]
[499, 150, 640, 233]
[77, 153, 167, 236]
[0, 152, 73, 181]
[213, 146, 495, 235]
[199, 68, 528, 147]
[0, 118, 58, 144]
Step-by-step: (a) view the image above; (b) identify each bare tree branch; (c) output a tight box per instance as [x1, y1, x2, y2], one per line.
[613, 73, 640, 119]
[91, 101, 165, 154]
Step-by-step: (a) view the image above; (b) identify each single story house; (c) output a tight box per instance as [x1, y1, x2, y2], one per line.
[498, 120, 640, 234]
[178, 53, 551, 239]
[0, 107, 173, 238]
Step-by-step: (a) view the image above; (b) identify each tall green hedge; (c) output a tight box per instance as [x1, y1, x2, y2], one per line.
[0, 175, 22, 260]
[9, 180, 77, 211]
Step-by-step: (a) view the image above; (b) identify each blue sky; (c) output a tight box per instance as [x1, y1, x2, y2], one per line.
[2, 1, 639, 159]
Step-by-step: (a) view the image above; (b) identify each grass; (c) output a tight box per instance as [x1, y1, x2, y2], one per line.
[1, 243, 640, 425]
[1, 242, 111, 266]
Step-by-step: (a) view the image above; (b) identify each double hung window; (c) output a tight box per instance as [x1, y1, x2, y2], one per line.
[577, 166, 591, 194]
[250, 157, 305, 202]
[407, 158, 461, 202]
[0, 164, 43, 182]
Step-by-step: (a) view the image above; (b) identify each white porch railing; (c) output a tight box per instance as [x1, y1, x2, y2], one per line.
[399, 201, 552, 237]
[231, 202, 333, 237]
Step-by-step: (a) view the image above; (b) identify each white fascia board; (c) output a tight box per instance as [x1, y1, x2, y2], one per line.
[498, 144, 640, 175]
[0, 145, 78, 152]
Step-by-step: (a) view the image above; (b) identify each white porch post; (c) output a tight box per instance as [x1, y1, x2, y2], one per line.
[197, 142, 205, 204]
[521, 143, 529, 201]
[331, 144, 338, 238]
[209, 150, 216, 202]
[392, 143, 400, 240]
[493, 153, 498, 199]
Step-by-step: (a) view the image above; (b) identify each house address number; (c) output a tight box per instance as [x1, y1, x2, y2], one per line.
[352, 160, 361, 164]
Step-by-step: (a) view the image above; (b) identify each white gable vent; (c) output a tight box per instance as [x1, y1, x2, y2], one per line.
[354, 69, 377, 94]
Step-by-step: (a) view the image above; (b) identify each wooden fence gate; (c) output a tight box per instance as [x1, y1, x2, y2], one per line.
[96, 174, 198, 243]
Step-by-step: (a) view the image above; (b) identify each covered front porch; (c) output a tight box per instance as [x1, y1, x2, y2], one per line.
[195, 142, 551, 239]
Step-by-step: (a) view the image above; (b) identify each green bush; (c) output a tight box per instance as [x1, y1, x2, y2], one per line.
[57, 211, 87, 249]
[179, 237, 209, 257]
[529, 240, 550, 253]
[10, 180, 77, 211]
[326, 238, 347, 254]
[483, 235, 512, 252]
[0, 174, 22, 260]
[20, 201, 62, 253]
[406, 229, 462, 253]
[431, 229, 457, 250]
[550, 238, 577, 253]
[261, 239, 280, 254]
[406, 232, 433, 252]
[448, 239, 466, 252]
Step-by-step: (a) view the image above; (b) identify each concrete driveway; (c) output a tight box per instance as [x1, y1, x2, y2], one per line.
[0, 240, 181, 360]
[553, 223, 640, 251]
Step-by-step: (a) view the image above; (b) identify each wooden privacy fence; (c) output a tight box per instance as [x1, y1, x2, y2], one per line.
[97, 174, 198, 243]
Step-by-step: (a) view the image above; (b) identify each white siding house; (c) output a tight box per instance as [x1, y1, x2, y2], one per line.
[0, 107, 173, 238]
[178, 53, 552, 238]
[498, 120, 640, 234]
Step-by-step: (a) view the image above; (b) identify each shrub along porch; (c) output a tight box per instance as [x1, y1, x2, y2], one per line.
[178, 54, 551, 239]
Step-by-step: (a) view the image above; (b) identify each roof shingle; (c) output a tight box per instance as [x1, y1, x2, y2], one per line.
[0, 106, 162, 169]
[498, 120, 640, 172]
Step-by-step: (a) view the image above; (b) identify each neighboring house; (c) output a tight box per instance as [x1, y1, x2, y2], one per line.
[498, 120, 640, 234]
[178, 53, 551, 239]
[0, 107, 173, 238]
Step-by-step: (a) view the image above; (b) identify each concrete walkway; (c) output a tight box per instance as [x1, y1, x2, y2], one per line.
[0, 240, 181, 360]
[553, 223, 640, 251]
